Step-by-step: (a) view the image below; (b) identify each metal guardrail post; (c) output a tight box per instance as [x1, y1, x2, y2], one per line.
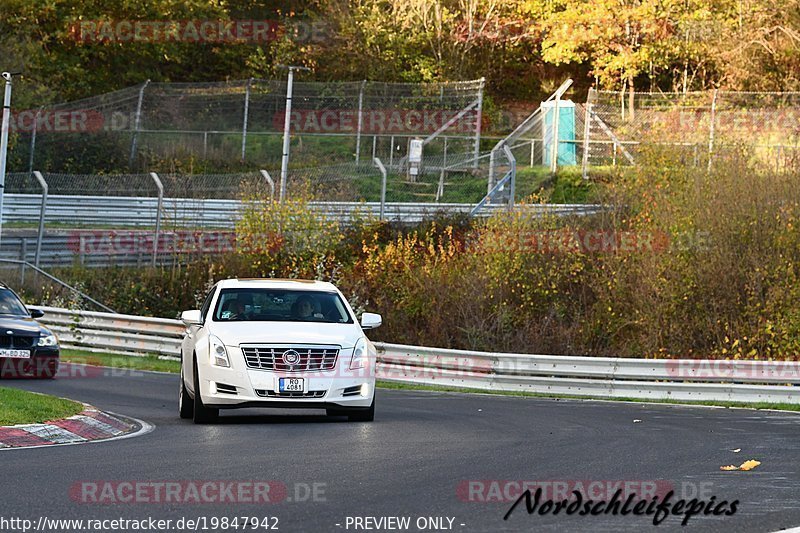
[355, 80, 366, 164]
[32, 171, 48, 267]
[241, 78, 252, 162]
[259, 169, 275, 201]
[373, 158, 387, 221]
[129, 79, 150, 168]
[149, 172, 163, 267]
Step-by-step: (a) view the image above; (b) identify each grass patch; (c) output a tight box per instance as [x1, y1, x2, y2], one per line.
[0, 387, 84, 425]
[376, 380, 800, 412]
[60, 349, 181, 373]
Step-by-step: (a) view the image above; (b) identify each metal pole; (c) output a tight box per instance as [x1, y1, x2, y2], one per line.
[203, 131, 208, 158]
[278, 66, 309, 202]
[241, 78, 252, 162]
[488, 148, 496, 195]
[129, 79, 150, 168]
[707, 89, 718, 171]
[372, 135, 377, 161]
[503, 144, 516, 212]
[32, 171, 48, 267]
[473, 77, 485, 168]
[259, 169, 275, 201]
[355, 80, 366, 164]
[149, 172, 163, 267]
[28, 107, 41, 174]
[374, 157, 387, 221]
[581, 101, 593, 180]
[0, 72, 19, 249]
[20, 239, 27, 284]
[389, 135, 394, 167]
[550, 95, 561, 175]
[530, 139, 535, 168]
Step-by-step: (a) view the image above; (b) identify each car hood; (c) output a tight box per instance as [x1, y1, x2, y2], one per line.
[0, 316, 46, 336]
[209, 321, 362, 349]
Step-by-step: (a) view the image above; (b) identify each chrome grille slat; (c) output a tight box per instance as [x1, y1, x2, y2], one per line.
[241, 345, 340, 372]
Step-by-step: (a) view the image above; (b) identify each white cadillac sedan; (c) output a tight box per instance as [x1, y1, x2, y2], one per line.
[179, 278, 381, 424]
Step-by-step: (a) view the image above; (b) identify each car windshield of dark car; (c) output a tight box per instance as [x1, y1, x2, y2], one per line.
[0, 289, 30, 316]
[212, 288, 354, 324]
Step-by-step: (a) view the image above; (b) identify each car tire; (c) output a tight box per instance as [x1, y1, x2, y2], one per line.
[179, 366, 194, 419]
[33, 358, 58, 379]
[192, 357, 218, 424]
[348, 397, 375, 422]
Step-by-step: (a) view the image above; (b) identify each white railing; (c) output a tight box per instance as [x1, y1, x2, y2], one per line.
[38, 307, 800, 404]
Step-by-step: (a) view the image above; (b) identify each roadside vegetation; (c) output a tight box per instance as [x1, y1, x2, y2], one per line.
[23, 152, 800, 361]
[0, 387, 84, 426]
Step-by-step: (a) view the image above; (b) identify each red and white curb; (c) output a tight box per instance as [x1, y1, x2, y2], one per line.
[0, 405, 151, 449]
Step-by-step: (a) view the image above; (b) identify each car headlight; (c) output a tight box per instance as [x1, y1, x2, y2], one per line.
[350, 337, 369, 370]
[209, 335, 230, 368]
[37, 333, 58, 347]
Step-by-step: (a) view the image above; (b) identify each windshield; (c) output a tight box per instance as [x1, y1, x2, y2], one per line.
[212, 288, 353, 324]
[0, 289, 30, 316]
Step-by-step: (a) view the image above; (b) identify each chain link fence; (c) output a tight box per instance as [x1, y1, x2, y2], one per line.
[7, 78, 486, 175]
[584, 89, 800, 172]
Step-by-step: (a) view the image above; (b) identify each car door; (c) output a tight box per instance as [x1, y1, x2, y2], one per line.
[184, 285, 217, 394]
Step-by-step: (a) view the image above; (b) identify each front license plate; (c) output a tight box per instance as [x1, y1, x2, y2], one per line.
[0, 349, 30, 359]
[279, 378, 304, 392]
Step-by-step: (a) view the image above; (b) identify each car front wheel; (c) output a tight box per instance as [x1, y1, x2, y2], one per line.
[179, 366, 194, 419]
[192, 356, 218, 424]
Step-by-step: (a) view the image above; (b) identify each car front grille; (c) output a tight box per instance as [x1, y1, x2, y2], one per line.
[0, 335, 36, 349]
[255, 389, 327, 399]
[241, 345, 339, 372]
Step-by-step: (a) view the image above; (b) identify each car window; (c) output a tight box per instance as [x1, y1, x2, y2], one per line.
[199, 286, 217, 321]
[0, 289, 30, 316]
[212, 288, 353, 324]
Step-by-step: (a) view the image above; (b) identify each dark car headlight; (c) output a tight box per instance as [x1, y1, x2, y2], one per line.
[37, 333, 58, 347]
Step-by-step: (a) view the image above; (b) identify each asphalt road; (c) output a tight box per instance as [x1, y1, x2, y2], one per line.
[1, 363, 799, 533]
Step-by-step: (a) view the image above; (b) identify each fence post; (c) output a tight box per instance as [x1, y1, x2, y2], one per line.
[473, 77, 485, 168]
[707, 89, 718, 171]
[503, 144, 516, 212]
[530, 139, 535, 168]
[389, 135, 395, 167]
[129, 79, 150, 168]
[149, 172, 163, 267]
[374, 157, 387, 221]
[550, 94, 561, 175]
[581, 100, 593, 180]
[27, 107, 41, 174]
[241, 78, 253, 162]
[32, 171, 48, 268]
[20, 238, 27, 284]
[355, 80, 366, 164]
[488, 148, 496, 196]
[259, 169, 275, 201]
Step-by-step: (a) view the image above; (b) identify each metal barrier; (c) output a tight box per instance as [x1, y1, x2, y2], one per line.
[37, 306, 800, 404]
[4, 194, 601, 228]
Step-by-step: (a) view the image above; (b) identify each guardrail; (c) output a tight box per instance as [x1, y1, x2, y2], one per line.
[38, 307, 799, 404]
[3, 194, 602, 228]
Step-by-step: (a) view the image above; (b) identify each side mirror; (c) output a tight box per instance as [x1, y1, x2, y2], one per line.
[181, 309, 203, 325]
[360, 312, 382, 330]
[29, 308, 45, 319]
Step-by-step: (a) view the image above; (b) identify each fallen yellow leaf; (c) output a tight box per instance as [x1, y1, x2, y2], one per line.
[720, 465, 739, 471]
[739, 459, 761, 471]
